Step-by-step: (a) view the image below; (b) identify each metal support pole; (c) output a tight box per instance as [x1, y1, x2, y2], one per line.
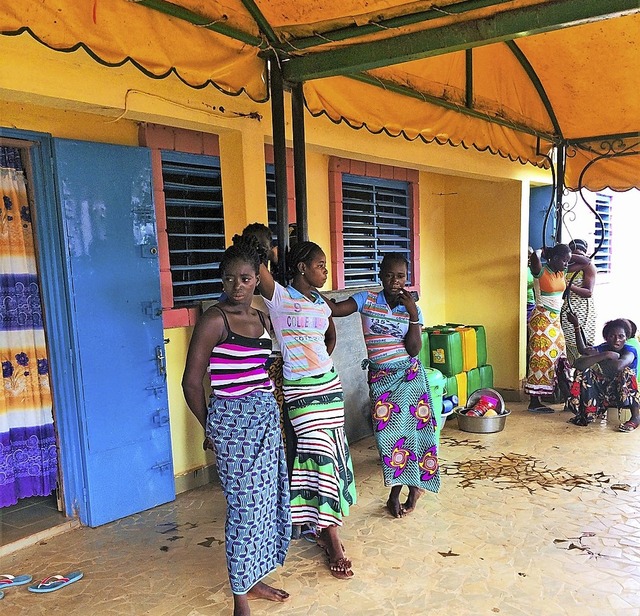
[465, 49, 473, 109]
[554, 143, 565, 243]
[268, 58, 289, 284]
[291, 83, 309, 243]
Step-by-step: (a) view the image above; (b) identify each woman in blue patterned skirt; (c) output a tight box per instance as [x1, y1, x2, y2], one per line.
[182, 241, 291, 616]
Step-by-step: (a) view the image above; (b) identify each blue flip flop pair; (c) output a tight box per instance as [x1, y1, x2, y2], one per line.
[28, 571, 83, 593]
[0, 574, 33, 599]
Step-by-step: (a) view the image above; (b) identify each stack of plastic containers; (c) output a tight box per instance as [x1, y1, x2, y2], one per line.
[418, 323, 493, 408]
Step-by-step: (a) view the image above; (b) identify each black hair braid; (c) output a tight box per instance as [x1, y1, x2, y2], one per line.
[286, 241, 322, 281]
[380, 252, 409, 272]
[546, 243, 571, 260]
[232, 233, 268, 266]
[219, 235, 261, 277]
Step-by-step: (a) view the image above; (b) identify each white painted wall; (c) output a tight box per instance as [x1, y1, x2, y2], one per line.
[562, 188, 639, 341]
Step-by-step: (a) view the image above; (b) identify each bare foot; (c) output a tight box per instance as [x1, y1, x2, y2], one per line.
[246, 582, 290, 602]
[317, 526, 354, 579]
[386, 497, 405, 518]
[403, 487, 425, 514]
[386, 485, 405, 518]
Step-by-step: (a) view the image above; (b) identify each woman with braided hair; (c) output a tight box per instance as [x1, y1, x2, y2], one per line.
[525, 244, 590, 413]
[182, 240, 291, 616]
[327, 252, 440, 519]
[560, 239, 598, 363]
[239, 230, 356, 580]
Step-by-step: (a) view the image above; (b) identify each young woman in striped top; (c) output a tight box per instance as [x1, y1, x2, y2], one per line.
[246, 235, 356, 581]
[328, 253, 440, 518]
[182, 241, 291, 616]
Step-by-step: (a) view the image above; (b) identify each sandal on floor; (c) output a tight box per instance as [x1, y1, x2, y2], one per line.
[0, 574, 33, 588]
[28, 571, 83, 593]
[317, 540, 353, 580]
[619, 420, 639, 433]
[328, 557, 354, 580]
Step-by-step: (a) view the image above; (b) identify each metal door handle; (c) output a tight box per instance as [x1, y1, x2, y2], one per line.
[155, 345, 166, 377]
[152, 461, 172, 473]
[153, 409, 170, 427]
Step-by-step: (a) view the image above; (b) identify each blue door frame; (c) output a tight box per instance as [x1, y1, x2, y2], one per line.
[0, 128, 175, 526]
[1, 128, 88, 520]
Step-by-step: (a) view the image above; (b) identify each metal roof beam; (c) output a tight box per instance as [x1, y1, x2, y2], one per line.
[238, 0, 279, 46]
[282, 0, 640, 82]
[134, 0, 264, 48]
[505, 40, 562, 137]
[287, 0, 510, 51]
[345, 73, 558, 144]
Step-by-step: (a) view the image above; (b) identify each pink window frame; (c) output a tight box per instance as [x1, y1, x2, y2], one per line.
[328, 157, 420, 291]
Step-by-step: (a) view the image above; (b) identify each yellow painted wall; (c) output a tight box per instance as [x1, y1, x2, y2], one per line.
[418, 173, 447, 324]
[164, 327, 215, 475]
[1, 32, 545, 479]
[305, 151, 333, 285]
[442, 176, 525, 393]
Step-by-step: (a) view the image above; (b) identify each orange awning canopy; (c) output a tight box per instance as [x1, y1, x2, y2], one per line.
[2, 0, 638, 191]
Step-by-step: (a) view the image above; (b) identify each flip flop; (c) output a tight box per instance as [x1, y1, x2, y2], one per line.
[0, 574, 33, 588]
[28, 571, 83, 593]
[301, 527, 318, 543]
[527, 406, 555, 414]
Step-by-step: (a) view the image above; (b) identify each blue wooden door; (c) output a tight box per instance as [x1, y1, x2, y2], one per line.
[52, 139, 174, 527]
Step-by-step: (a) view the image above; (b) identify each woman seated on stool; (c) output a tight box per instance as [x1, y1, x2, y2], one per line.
[566, 313, 640, 432]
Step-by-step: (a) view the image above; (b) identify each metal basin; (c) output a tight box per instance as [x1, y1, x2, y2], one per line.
[455, 408, 510, 434]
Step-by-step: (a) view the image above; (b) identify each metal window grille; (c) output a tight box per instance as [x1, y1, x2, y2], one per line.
[161, 151, 225, 305]
[265, 163, 278, 238]
[341, 174, 411, 288]
[593, 193, 612, 274]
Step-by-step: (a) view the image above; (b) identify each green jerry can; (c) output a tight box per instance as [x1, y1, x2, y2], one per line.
[428, 329, 463, 376]
[445, 375, 458, 397]
[479, 364, 494, 388]
[425, 367, 446, 437]
[418, 328, 431, 368]
[466, 367, 482, 399]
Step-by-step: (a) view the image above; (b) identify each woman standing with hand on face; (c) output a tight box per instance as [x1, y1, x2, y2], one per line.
[182, 241, 291, 616]
[327, 253, 440, 518]
[244, 234, 356, 581]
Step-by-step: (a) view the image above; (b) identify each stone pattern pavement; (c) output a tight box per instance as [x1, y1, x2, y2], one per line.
[1, 403, 639, 615]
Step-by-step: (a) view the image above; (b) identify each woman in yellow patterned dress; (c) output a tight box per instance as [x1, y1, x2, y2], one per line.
[525, 244, 590, 413]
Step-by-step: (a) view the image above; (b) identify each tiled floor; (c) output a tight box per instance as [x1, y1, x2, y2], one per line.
[0, 495, 66, 546]
[1, 402, 639, 615]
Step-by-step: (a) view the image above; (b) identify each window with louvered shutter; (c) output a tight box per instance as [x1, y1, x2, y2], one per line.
[342, 174, 412, 288]
[161, 151, 225, 305]
[594, 193, 612, 274]
[265, 163, 278, 239]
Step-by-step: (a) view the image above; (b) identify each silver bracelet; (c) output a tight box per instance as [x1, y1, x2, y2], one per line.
[409, 320, 420, 324]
